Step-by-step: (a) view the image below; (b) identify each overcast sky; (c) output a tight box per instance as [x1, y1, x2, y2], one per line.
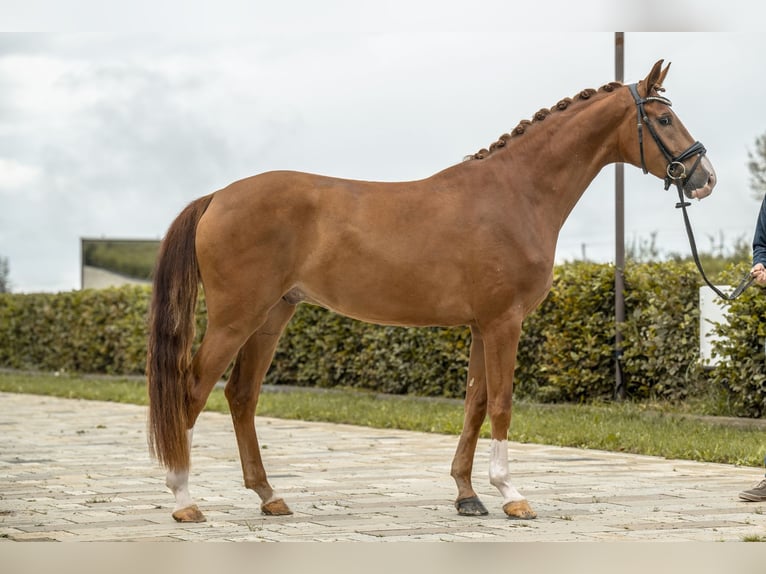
[2, 2, 765, 292]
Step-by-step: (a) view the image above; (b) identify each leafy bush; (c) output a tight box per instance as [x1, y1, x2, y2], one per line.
[268, 305, 471, 397]
[621, 261, 702, 401]
[709, 263, 766, 417]
[0, 287, 151, 374]
[529, 262, 616, 402]
[0, 286, 207, 376]
[0, 261, 761, 415]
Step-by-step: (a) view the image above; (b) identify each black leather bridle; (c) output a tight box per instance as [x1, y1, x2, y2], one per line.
[628, 83, 753, 300]
[628, 83, 707, 193]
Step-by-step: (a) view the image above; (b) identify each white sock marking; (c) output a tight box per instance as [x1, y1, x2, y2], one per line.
[488, 439, 525, 504]
[165, 428, 195, 511]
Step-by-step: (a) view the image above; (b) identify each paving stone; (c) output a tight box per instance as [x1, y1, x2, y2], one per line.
[1, 391, 765, 542]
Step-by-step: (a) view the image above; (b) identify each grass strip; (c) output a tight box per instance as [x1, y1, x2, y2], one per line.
[1, 370, 764, 468]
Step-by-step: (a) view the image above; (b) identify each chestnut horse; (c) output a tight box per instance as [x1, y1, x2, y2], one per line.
[147, 60, 716, 523]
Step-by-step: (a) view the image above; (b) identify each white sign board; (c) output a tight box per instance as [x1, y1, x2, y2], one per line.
[699, 286, 731, 367]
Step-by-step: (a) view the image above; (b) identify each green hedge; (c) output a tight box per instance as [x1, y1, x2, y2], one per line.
[0, 287, 150, 374]
[0, 262, 763, 415]
[271, 261, 709, 404]
[621, 261, 703, 401]
[268, 308, 471, 397]
[0, 286, 206, 376]
[709, 263, 766, 417]
[529, 262, 617, 402]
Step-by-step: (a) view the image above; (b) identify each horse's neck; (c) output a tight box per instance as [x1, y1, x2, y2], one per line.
[496, 91, 628, 229]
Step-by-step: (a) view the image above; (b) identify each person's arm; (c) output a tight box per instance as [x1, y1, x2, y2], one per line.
[752, 196, 766, 285]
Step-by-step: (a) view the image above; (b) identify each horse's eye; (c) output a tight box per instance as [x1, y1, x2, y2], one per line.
[658, 115, 672, 126]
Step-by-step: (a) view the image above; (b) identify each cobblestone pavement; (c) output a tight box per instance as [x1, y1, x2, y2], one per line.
[1, 391, 765, 542]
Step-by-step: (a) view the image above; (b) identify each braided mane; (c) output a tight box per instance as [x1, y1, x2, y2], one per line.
[466, 82, 624, 160]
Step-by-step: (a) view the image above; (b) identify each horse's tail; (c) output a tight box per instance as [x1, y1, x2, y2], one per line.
[146, 194, 214, 472]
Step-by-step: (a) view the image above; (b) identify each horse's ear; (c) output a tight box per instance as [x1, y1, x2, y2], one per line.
[639, 59, 666, 97]
[657, 61, 671, 89]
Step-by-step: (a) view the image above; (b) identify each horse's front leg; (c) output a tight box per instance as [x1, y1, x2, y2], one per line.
[452, 327, 490, 516]
[481, 313, 537, 520]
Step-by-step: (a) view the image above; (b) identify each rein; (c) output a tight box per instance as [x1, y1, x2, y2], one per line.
[674, 187, 755, 301]
[628, 83, 754, 301]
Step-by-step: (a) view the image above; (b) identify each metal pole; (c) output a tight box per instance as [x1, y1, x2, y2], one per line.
[614, 32, 625, 400]
[80, 238, 85, 291]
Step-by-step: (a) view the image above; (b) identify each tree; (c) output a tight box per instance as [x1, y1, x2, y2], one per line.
[0, 256, 10, 293]
[747, 132, 766, 200]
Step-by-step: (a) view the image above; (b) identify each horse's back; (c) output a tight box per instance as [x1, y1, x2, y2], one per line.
[193, 168, 551, 327]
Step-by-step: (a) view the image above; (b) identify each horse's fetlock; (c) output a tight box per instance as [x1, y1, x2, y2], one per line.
[489, 467, 509, 489]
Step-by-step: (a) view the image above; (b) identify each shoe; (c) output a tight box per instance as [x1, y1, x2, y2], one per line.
[739, 478, 766, 502]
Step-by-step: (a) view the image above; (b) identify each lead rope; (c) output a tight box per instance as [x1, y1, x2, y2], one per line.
[674, 184, 754, 300]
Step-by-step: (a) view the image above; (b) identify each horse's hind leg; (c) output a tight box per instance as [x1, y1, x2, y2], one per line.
[224, 298, 296, 516]
[167, 307, 268, 523]
[451, 327, 490, 516]
[166, 429, 205, 522]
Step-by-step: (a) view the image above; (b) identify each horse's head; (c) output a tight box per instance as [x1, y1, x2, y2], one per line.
[625, 60, 716, 200]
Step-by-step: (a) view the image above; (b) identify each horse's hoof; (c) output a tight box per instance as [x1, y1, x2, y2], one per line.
[503, 499, 537, 520]
[455, 496, 489, 516]
[172, 504, 207, 523]
[261, 498, 293, 516]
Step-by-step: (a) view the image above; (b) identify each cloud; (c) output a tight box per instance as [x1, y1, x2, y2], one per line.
[0, 29, 763, 292]
[0, 158, 41, 192]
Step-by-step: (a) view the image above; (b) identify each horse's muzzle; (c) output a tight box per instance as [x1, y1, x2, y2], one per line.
[685, 156, 716, 200]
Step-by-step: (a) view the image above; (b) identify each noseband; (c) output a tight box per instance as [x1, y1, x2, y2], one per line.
[628, 83, 707, 192]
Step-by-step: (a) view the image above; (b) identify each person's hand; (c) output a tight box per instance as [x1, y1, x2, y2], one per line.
[752, 263, 766, 286]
